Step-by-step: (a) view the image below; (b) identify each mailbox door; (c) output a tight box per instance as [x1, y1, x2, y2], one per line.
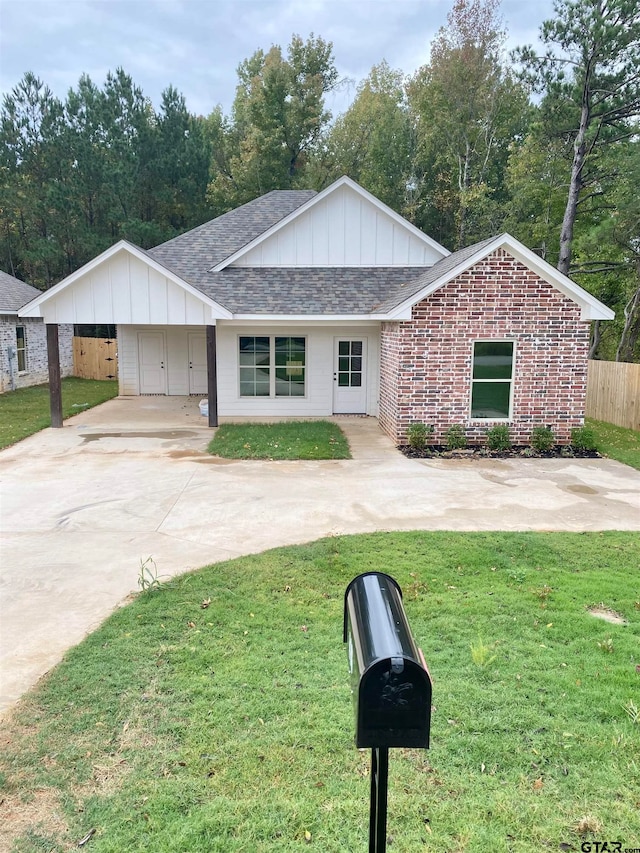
[357, 658, 431, 748]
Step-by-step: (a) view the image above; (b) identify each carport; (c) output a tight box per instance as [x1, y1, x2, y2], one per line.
[19, 241, 226, 427]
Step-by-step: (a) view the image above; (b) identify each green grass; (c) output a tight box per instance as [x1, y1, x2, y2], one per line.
[587, 418, 640, 470]
[0, 378, 118, 449]
[2, 532, 639, 852]
[208, 420, 351, 459]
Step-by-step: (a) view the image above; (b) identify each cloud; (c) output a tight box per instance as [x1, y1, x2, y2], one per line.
[0, 0, 554, 117]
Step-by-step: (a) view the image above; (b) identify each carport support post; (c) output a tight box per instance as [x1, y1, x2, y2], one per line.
[206, 324, 218, 427]
[46, 324, 63, 428]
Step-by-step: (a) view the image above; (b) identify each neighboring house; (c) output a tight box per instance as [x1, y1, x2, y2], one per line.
[20, 176, 613, 443]
[0, 270, 73, 393]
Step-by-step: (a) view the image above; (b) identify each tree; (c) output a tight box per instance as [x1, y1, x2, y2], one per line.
[408, 0, 531, 248]
[515, 0, 640, 275]
[0, 72, 67, 286]
[154, 87, 212, 231]
[569, 140, 640, 360]
[311, 61, 412, 210]
[504, 128, 571, 262]
[0, 68, 215, 286]
[207, 34, 339, 210]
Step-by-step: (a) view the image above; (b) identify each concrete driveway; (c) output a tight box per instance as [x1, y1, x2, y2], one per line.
[1, 395, 639, 715]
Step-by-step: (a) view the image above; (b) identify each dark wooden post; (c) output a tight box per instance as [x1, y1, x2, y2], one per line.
[206, 324, 218, 427]
[46, 324, 63, 428]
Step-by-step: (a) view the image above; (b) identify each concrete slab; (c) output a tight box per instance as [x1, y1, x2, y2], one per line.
[1, 396, 639, 716]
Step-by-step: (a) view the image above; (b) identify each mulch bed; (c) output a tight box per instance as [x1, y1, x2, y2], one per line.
[399, 445, 601, 460]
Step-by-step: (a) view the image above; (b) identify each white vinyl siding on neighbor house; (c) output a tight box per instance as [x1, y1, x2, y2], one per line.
[232, 184, 443, 267]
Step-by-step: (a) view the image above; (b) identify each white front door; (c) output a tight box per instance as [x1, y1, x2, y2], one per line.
[138, 331, 166, 394]
[188, 333, 207, 394]
[333, 338, 367, 413]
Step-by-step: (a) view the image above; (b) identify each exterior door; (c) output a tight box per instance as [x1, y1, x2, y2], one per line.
[188, 333, 207, 395]
[137, 331, 166, 394]
[333, 338, 367, 413]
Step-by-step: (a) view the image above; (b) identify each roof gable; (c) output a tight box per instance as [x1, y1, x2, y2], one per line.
[0, 270, 42, 313]
[20, 241, 232, 324]
[382, 234, 614, 321]
[149, 190, 316, 280]
[214, 176, 449, 270]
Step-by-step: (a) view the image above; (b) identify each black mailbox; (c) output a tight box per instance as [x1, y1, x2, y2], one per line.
[343, 571, 432, 749]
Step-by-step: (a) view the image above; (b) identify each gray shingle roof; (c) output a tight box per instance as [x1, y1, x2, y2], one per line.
[195, 268, 429, 314]
[149, 190, 317, 280]
[145, 189, 499, 316]
[0, 270, 42, 312]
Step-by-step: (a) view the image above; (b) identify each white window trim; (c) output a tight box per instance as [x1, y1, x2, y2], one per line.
[469, 339, 516, 422]
[238, 334, 307, 399]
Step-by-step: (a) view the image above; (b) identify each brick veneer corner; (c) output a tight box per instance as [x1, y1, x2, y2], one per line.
[379, 249, 590, 446]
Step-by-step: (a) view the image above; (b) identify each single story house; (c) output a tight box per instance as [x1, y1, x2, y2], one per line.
[0, 270, 73, 393]
[20, 176, 613, 443]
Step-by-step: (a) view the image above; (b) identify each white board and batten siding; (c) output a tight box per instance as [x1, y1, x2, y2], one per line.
[232, 184, 442, 267]
[32, 252, 212, 326]
[118, 325, 208, 396]
[215, 324, 380, 418]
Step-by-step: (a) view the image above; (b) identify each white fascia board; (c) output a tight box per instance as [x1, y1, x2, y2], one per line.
[211, 175, 450, 271]
[19, 240, 233, 320]
[386, 234, 615, 321]
[0, 310, 19, 316]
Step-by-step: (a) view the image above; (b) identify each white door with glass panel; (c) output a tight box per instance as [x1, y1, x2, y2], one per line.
[188, 333, 207, 394]
[333, 339, 367, 413]
[138, 331, 166, 394]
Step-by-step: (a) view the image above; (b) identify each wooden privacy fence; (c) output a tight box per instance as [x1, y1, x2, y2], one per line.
[585, 359, 640, 431]
[73, 337, 118, 381]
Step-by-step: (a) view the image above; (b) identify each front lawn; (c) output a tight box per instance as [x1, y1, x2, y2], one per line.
[208, 420, 351, 459]
[1, 531, 638, 852]
[587, 417, 640, 470]
[0, 378, 118, 450]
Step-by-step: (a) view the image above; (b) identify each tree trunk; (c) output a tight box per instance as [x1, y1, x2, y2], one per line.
[557, 101, 590, 276]
[616, 280, 640, 363]
[588, 320, 601, 359]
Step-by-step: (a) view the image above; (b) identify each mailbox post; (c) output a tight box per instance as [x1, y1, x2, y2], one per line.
[344, 572, 432, 853]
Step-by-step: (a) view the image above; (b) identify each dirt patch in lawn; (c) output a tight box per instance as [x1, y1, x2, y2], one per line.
[588, 606, 627, 625]
[0, 787, 70, 851]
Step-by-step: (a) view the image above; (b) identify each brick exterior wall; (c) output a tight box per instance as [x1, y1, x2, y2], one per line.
[379, 249, 590, 446]
[0, 318, 74, 392]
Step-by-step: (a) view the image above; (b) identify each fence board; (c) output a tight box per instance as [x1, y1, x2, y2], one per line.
[585, 359, 640, 431]
[73, 337, 118, 381]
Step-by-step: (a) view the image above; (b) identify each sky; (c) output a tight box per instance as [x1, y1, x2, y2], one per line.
[0, 0, 556, 119]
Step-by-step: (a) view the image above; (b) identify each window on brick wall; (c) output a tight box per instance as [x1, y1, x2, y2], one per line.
[471, 341, 514, 419]
[15, 325, 26, 372]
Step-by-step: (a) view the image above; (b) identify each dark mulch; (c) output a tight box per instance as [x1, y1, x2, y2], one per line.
[399, 445, 601, 460]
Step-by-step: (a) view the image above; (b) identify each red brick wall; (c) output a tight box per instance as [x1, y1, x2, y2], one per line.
[379, 249, 590, 445]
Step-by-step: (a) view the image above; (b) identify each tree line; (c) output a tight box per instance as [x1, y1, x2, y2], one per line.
[1, 0, 638, 361]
